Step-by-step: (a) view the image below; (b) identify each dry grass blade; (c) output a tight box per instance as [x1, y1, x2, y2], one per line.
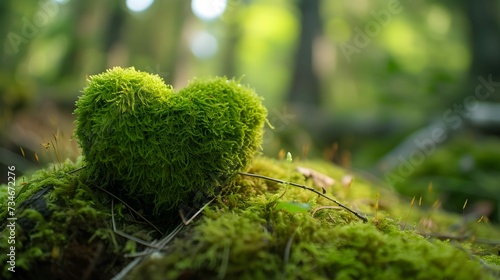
[112, 223, 185, 280]
[111, 199, 161, 248]
[218, 244, 230, 279]
[111, 198, 186, 280]
[179, 198, 215, 225]
[282, 226, 299, 280]
[51, 132, 62, 164]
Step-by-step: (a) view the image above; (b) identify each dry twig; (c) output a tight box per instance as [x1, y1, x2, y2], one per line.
[238, 172, 367, 222]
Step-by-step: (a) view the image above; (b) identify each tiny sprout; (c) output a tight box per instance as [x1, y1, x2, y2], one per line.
[278, 149, 285, 160]
[403, 196, 416, 230]
[287, 152, 293, 163]
[374, 192, 380, 221]
[477, 216, 485, 223]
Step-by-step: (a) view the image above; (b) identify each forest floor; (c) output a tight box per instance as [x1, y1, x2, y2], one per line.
[1, 155, 500, 279]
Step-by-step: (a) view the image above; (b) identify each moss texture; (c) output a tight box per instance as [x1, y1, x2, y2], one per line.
[129, 157, 499, 280]
[74, 67, 267, 214]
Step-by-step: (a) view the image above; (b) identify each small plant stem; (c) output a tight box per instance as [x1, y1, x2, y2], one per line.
[403, 196, 416, 230]
[238, 172, 368, 223]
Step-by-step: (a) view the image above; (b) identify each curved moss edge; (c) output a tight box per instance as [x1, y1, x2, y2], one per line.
[74, 67, 267, 215]
[1, 157, 499, 279]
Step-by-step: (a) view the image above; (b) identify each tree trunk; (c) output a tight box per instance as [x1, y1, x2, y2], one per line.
[286, 0, 322, 107]
[462, 0, 500, 102]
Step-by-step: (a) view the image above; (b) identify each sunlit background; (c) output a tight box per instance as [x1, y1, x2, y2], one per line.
[1, 0, 499, 221]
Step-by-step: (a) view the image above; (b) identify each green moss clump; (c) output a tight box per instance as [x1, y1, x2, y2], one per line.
[75, 67, 267, 214]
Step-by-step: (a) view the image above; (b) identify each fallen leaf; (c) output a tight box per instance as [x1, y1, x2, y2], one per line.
[276, 201, 311, 213]
[296, 166, 335, 190]
[341, 174, 354, 188]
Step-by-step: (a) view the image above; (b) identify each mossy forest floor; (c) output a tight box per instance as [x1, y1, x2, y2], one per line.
[1, 156, 500, 279]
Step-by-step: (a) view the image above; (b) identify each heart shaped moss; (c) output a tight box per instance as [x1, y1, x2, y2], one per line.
[74, 67, 267, 214]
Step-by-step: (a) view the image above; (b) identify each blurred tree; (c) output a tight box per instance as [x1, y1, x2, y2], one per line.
[286, 0, 322, 107]
[219, 5, 243, 77]
[463, 0, 500, 96]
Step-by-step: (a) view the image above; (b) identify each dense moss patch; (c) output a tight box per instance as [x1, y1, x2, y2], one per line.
[0, 159, 131, 279]
[1, 157, 499, 279]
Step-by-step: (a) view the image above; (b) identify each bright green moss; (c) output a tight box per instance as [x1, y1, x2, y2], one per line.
[75, 67, 267, 215]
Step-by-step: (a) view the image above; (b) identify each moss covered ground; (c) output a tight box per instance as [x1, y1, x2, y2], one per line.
[1, 156, 499, 279]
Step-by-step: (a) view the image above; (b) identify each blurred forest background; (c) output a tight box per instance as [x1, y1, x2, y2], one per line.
[1, 0, 499, 222]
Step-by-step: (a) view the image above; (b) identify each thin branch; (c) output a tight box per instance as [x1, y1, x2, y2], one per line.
[67, 165, 87, 174]
[95, 184, 164, 235]
[238, 172, 368, 223]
